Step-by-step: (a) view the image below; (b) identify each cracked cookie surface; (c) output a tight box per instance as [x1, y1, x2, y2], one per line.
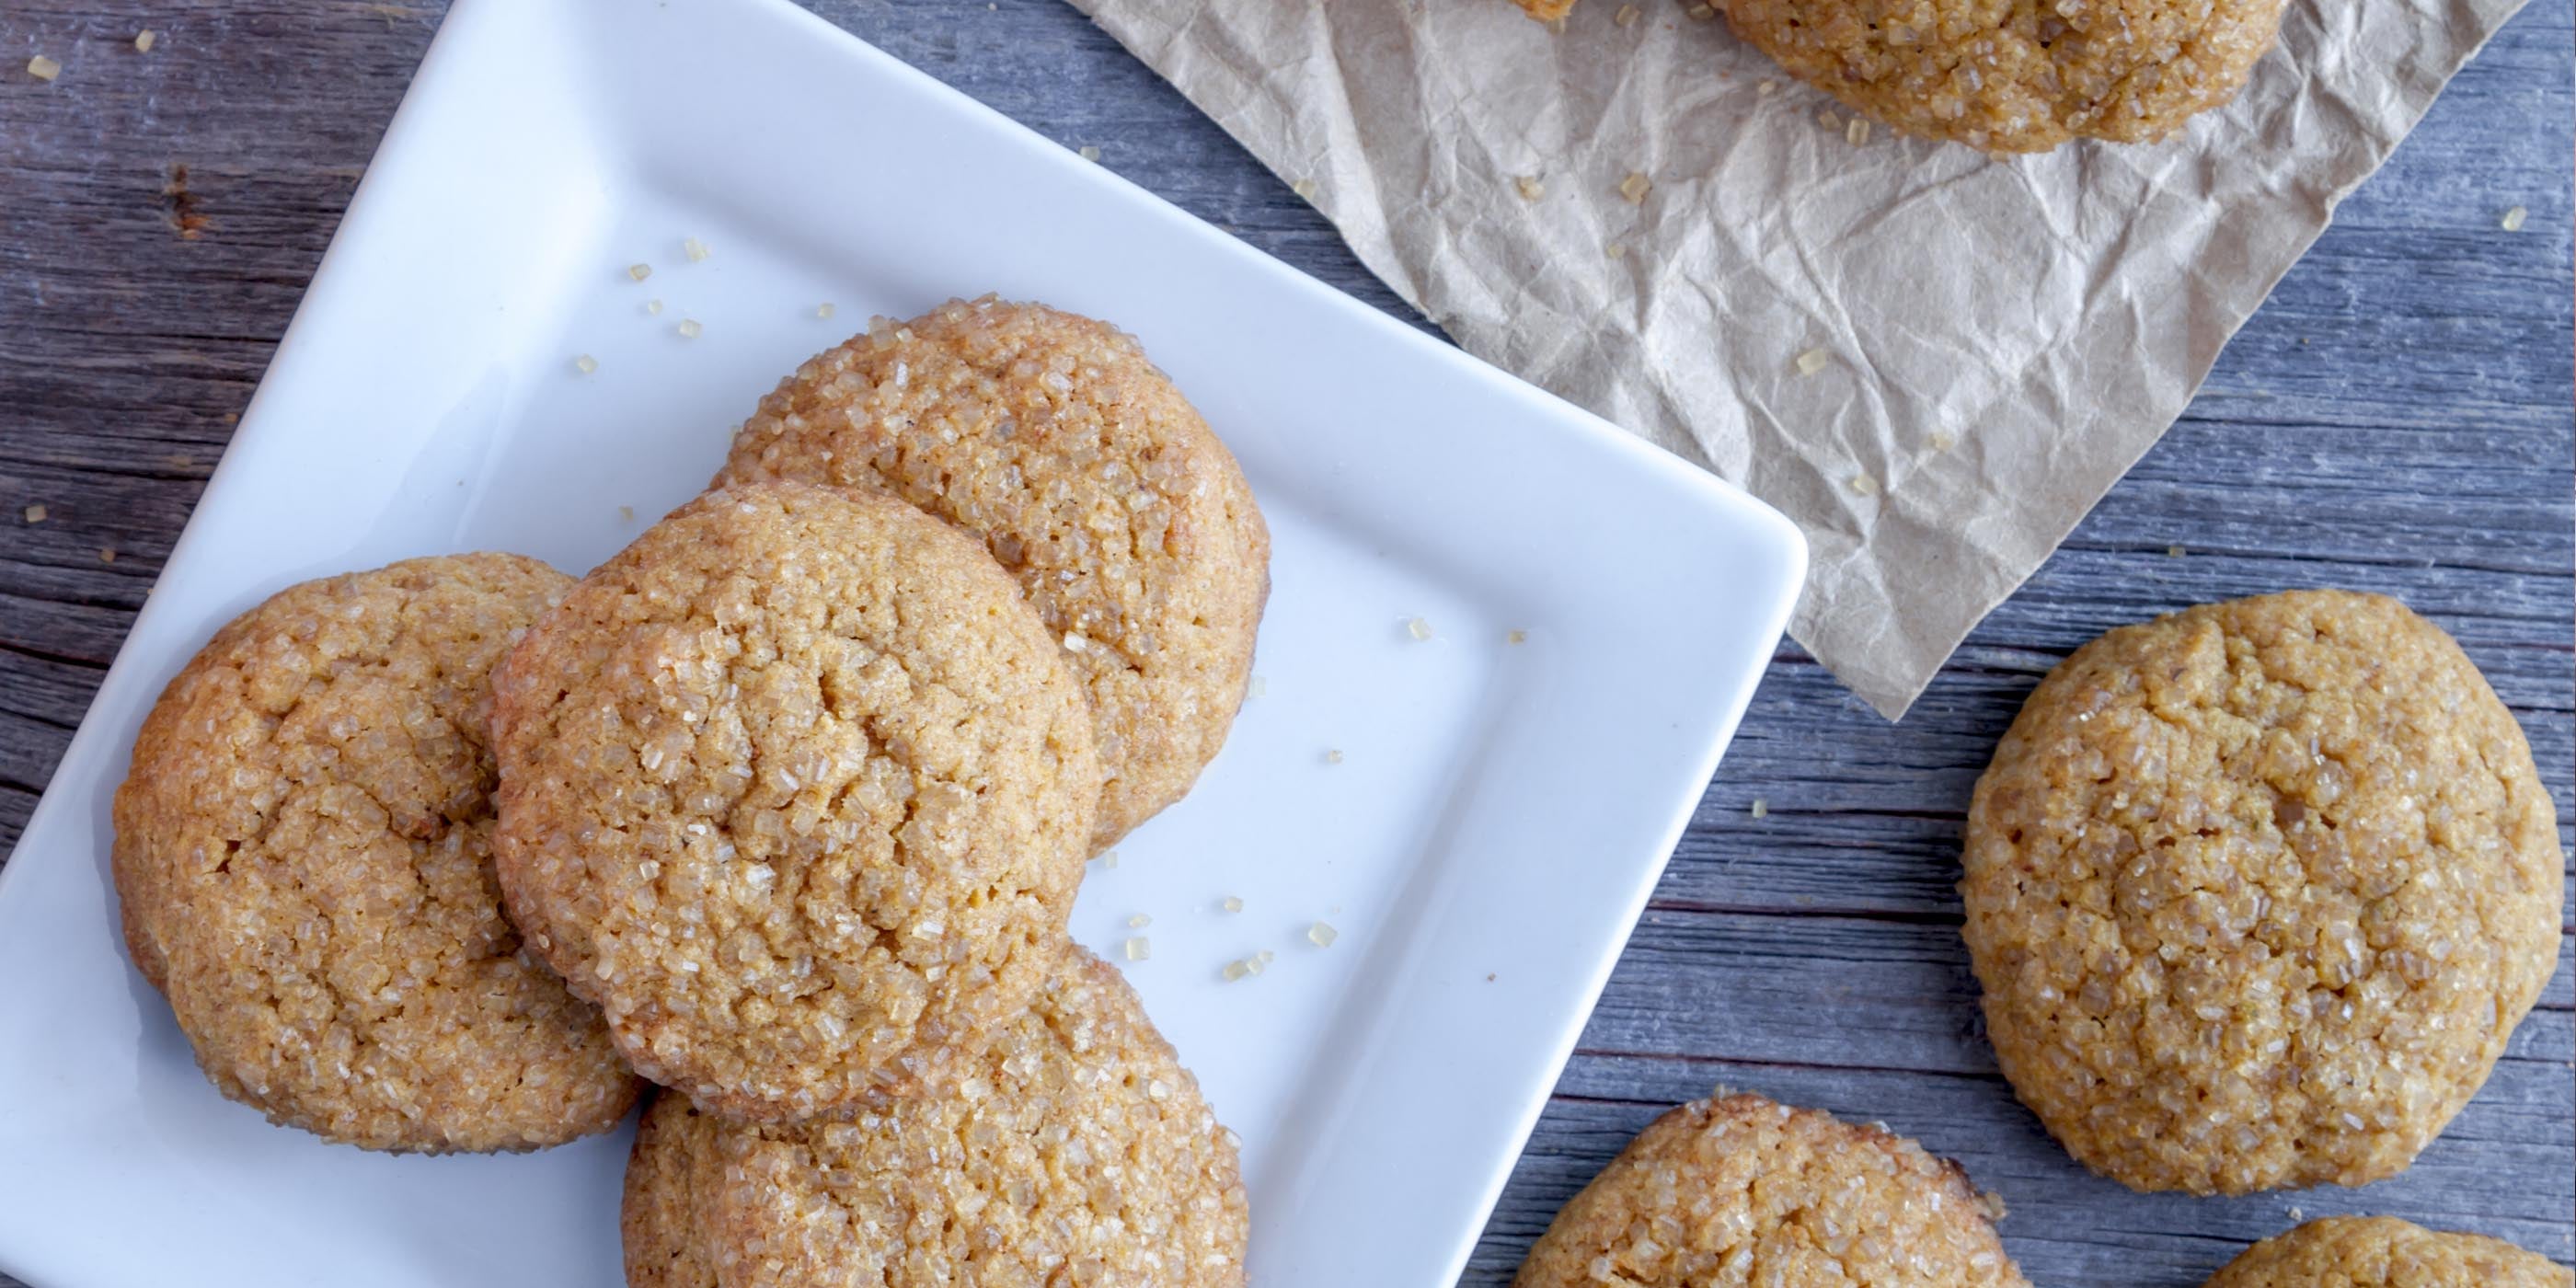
[1514, 1092, 2027, 1287]
[717, 297, 1267, 851]
[1964, 590, 2564, 1194]
[2202, 1216, 2572, 1288]
[623, 946, 1247, 1288]
[491, 483, 1098, 1121]
[111, 553, 640, 1153]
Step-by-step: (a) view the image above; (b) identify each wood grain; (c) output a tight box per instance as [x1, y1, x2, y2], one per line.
[0, 0, 2567, 1285]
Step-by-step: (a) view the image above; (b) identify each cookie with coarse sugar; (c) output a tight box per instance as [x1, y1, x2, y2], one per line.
[490, 482, 1100, 1121]
[620, 946, 1247, 1288]
[717, 296, 1268, 852]
[1963, 590, 2564, 1194]
[111, 553, 641, 1154]
[1514, 1091, 2028, 1287]
[2202, 1216, 2572, 1288]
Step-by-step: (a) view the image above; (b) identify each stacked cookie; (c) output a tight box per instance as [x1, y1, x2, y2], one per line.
[112, 298, 1263, 1284]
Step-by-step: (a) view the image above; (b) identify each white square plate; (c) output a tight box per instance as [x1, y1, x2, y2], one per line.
[0, 1, 1804, 1283]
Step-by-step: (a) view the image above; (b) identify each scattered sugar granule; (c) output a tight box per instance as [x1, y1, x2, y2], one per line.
[1307, 921, 1339, 948]
[1846, 117, 1871, 146]
[618, 505, 636, 523]
[22, 505, 47, 523]
[1757, 79, 1779, 96]
[1123, 937, 1151, 962]
[676, 318, 702, 339]
[1128, 913, 1152, 928]
[627, 262, 652, 282]
[682, 236, 710, 262]
[1619, 171, 1651, 204]
[1099, 850, 1120, 869]
[1846, 473, 1880, 496]
[1514, 175, 1546, 201]
[1221, 896, 1244, 914]
[1222, 959, 1252, 983]
[1615, 3, 1642, 23]
[1325, 749, 1344, 765]
[1078, 144, 1101, 162]
[1606, 242, 1627, 260]
[27, 55, 62, 82]
[2501, 205, 2529, 232]
[1406, 615, 1433, 640]
[1063, 631, 1090, 653]
[1794, 347, 1831, 376]
[1818, 109, 1839, 131]
[2168, 544, 2187, 558]
[1751, 798, 1769, 819]
[1507, 628, 1528, 644]
[1685, 3, 1715, 17]
[1248, 675, 1267, 697]
[645, 298, 663, 316]
[572, 354, 598, 374]
[134, 30, 157, 52]
[98, 547, 116, 563]
[1929, 430, 1959, 452]
[816, 302, 835, 319]
[1293, 178, 1318, 200]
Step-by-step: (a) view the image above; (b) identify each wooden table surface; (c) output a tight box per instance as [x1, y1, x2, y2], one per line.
[3, 2, 2570, 1284]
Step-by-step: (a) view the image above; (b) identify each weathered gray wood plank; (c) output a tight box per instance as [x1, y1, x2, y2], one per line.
[0, 0, 2566, 1284]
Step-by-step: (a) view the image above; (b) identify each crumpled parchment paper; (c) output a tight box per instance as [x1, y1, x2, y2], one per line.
[1066, 0, 2524, 716]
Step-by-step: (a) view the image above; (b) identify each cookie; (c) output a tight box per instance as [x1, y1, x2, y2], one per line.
[716, 297, 1269, 851]
[110, 553, 640, 1153]
[621, 946, 1248, 1288]
[490, 483, 1100, 1121]
[2203, 1217, 2572, 1288]
[1515, 1092, 2028, 1287]
[623, 1093, 722, 1288]
[1719, 0, 2287, 151]
[1964, 590, 2564, 1194]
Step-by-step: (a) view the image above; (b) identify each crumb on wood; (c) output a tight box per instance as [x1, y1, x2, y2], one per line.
[134, 31, 158, 52]
[24, 505, 49, 523]
[28, 55, 62, 82]
[164, 164, 211, 239]
[99, 547, 117, 563]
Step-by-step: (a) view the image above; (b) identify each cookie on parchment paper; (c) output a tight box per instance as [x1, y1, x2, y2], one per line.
[1719, 0, 2289, 152]
[1963, 590, 2564, 1194]
[111, 553, 641, 1154]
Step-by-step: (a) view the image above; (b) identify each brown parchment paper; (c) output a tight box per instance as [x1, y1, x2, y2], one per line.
[1066, 0, 2525, 717]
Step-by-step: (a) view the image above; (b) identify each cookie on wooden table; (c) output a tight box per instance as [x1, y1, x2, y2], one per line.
[1514, 1092, 2029, 1287]
[621, 946, 1248, 1288]
[1719, 0, 2289, 152]
[716, 296, 1269, 852]
[2203, 1216, 2573, 1288]
[1963, 590, 2564, 1194]
[110, 553, 641, 1154]
[491, 483, 1099, 1121]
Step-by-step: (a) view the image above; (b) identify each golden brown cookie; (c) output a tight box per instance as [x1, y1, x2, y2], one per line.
[1964, 590, 2565, 1195]
[1719, 0, 2288, 152]
[623, 1093, 722, 1288]
[1515, 1092, 2028, 1287]
[110, 554, 641, 1154]
[715, 297, 1268, 852]
[491, 483, 1099, 1121]
[621, 946, 1248, 1288]
[2203, 1217, 2572, 1288]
